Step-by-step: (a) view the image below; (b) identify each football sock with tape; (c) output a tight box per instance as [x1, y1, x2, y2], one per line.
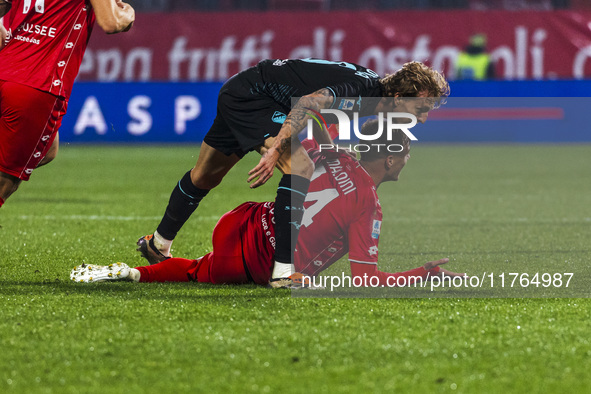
[272, 262, 294, 279]
[152, 231, 173, 255]
[156, 170, 209, 241]
[128, 268, 141, 282]
[272, 174, 310, 274]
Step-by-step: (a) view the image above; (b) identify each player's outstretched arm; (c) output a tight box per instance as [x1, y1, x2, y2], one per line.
[424, 258, 467, 278]
[90, 0, 135, 34]
[349, 257, 467, 287]
[247, 88, 334, 187]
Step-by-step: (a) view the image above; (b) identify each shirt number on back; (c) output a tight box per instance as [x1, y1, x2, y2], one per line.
[302, 166, 340, 227]
[23, 0, 45, 14]
[302, 189, 339, 228]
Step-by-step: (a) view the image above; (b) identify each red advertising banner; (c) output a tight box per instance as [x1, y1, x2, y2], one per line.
[77, 10, 591, 82]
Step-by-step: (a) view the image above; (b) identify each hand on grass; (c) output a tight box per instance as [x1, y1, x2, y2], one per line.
[424, 258, 468, 278]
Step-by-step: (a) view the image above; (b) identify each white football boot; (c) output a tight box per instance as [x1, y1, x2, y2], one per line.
[70, 262, 132, 283]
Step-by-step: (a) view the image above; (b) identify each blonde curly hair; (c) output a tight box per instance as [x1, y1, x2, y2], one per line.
[380, 61, 450, 108]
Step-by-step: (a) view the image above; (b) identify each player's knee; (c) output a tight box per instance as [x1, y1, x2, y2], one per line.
[0, 172, 21, 200]
[38, 151, 57, 167]
[190, 169, 224, 190]
[38, 138, 59, 167]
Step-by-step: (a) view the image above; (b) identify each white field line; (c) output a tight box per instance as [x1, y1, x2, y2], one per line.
[16, 215, 591, 223]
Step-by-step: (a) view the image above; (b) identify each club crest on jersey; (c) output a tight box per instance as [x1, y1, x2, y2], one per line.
[371, 220, 381, 239]
[272, 111, 287, 124]
[338, 99, 355, 111]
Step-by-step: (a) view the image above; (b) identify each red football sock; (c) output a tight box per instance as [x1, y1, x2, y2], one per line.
[135, 257, 198, 283]
[0, 197, 4, 207]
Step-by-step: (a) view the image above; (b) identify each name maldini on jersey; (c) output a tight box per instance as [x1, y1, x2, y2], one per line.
[326, 159, 357, 196]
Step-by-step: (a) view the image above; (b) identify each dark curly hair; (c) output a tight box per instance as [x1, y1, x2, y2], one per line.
[380, 61, 450, 108]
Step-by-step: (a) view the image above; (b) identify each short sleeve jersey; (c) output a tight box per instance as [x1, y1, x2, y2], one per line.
[0, 0, 95, 99]
[254, 59, 384, 116]
[294, 149, 383, 276]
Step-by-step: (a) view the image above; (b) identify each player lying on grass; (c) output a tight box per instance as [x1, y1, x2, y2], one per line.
[136, 59, 449, 288]
[72, 120, 466, 286]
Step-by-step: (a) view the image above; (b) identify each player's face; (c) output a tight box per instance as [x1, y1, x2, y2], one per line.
[387, 147, 411, 181]
[395, 91, 434, 124]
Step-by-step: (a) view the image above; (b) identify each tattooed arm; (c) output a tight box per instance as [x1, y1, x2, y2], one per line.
[276, 88, 334, 155]
[247, 88, 334, 188]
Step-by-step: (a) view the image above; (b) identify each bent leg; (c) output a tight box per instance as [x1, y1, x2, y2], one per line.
[154, 142, 241, 242]
[188, 203, 261, 284]
[190, 142, 241, 190]
[140, 107, 246, 263]
[0, 81, 65, 205]
[259, 138, 314, 280]
[37, 132, 59, 167]
[130, 252, 246, 284]
[0, 171, 20, 205]
[201, 206, 251, 284]
[188, 252, 249, 284]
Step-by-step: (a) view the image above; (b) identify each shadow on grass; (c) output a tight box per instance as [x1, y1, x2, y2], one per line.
[0, 280, 289, 300]
[2, 280, 586, 299]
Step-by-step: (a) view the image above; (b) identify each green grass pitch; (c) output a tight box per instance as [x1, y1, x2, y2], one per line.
[1, 144, 590, 393]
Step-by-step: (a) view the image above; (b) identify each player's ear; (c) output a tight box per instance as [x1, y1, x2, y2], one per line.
[385, 155, 395, 169]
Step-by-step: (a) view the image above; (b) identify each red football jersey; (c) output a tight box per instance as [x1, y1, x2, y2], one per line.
[235, 201, 277, 285]
[0, 0, 95, 99]
[295, 148, 382, 276]
[236, 150, 381, 280]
